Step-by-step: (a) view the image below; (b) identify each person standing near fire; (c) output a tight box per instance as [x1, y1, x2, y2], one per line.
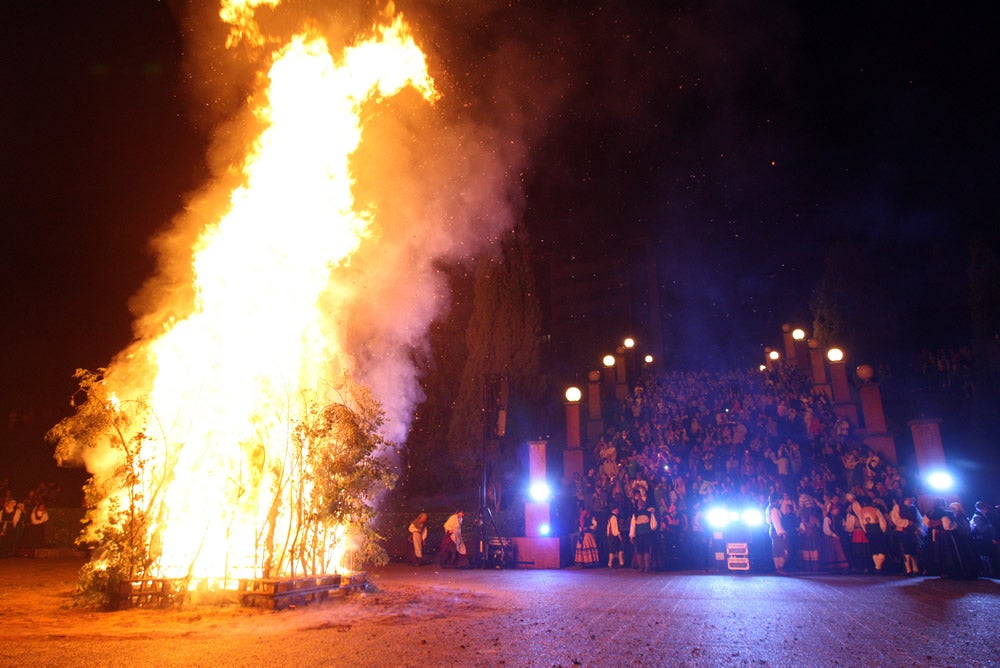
[439, 510, 466, 568]
[0, 498, 23, 558]
[408, 512, 428, 566]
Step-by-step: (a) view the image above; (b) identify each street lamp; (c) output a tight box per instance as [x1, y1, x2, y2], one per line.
[764, 347, 779, 371]
[564, 385, 582, 451]
[602, 354, 616, 368]
[623, 337, 635, 349]
[791, 328, 809, 373]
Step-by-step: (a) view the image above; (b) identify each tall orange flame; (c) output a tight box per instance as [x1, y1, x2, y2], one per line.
[54, 1, 437, 584]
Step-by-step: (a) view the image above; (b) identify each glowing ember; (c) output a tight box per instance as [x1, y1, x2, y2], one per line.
[49, 1, 437, 588]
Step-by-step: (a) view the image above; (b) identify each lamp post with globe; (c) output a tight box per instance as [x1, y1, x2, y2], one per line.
[855, 363, 897, 464]
[827, 347, 859, 427]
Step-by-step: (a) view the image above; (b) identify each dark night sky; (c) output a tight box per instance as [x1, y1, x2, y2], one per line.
[2, 1, 998, 491]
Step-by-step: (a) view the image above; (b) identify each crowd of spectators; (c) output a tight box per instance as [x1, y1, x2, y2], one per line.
[0, 480, 57, 558]
[567, 363, 999, 578]
[913, 346, 977, 397]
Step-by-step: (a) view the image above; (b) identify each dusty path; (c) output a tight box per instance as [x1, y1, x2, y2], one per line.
[1, 557, 997, 667]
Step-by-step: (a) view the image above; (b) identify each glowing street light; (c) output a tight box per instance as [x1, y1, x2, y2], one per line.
[643, 354, 654, 364]
[768, 349, 780, 361]
[602, 354, 616, 368]
[564, 386, 582, 403]
[792, 328, 806, 341]
[827, 347, 844, 363]
[623, 337, 635, 349]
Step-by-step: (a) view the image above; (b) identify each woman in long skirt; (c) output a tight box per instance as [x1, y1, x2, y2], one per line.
[575, 510, 600, 567]
[820, 504, 849, 573]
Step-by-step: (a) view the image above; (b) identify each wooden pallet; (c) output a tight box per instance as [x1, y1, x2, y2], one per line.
[238, 572, 368, 610]
[114, 578, 188, 609]
[110, 572, 367, 610]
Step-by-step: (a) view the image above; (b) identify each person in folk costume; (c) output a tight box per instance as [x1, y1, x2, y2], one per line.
[890, 496, 924, 576]
[0, 498, 23, 558]
[606, 507, 625, 568]
[766, 493, 790, 575]
[18, 502, 49, 557]
[939, 502, 981, 579]
[843, 494, 872, 573]
[852, 496, 890, 574]
[439, 510, 466, 568]
[969, 501, 996, 576]
[629, 502, 658, 573]
[922, 497, 949, 575]
[408, 512, 428, 566]
[797, 500, 823, 572]
[819, 502, 849, 573]
[778, 493, 800, 570]
[575, 509, 600, 567]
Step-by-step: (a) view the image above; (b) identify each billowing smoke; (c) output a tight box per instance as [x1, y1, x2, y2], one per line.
[100, 0, 526, 451]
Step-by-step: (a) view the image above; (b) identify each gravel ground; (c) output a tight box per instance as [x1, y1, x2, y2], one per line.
[1, 557, 997, 667]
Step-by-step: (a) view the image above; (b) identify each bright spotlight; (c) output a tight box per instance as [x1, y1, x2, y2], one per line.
[538, 523, 551, 536]
[529, 481, 552, 502]
[927, 470, 954, 492]
[741, 508, 764, 528]
[705, 506, 731, 530]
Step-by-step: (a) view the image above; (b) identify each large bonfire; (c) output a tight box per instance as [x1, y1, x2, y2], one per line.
[46, 0, 488, 598]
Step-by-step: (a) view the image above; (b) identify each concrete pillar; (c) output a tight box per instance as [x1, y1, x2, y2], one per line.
[614, 352, 627, 400]
[828, 358, 858, 426]
[908, 418, 946, 475]
[525, 441, 550, 539]
[782, 324, 795, 361]
[513, 440, 564, 568]
[858, 386, 896, 464]
[808, 340, 832, 400]
[564, 400, 583, 482]
[586, 370, 603, 443]
[794, 337, 810, 375]
[587, 370, 602, 421]
[858, 382, 887, 434]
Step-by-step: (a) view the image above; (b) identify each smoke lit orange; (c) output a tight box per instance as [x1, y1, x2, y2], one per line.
[50, 1, 437, 587]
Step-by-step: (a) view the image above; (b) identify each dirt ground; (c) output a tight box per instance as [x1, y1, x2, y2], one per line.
[2, 556, 998, 667]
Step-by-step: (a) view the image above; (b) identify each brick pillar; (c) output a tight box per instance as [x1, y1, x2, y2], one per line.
[908, 418, 946, 475]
